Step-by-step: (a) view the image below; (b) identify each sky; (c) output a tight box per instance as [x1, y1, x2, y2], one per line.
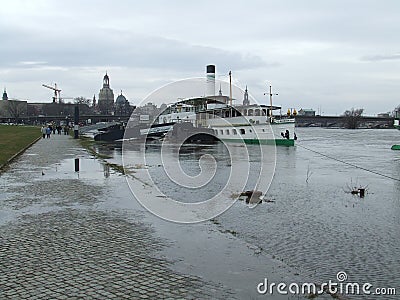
[0, 0, 399, 115]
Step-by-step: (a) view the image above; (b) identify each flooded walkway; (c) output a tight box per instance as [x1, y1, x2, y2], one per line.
[0, 135, 232, 299]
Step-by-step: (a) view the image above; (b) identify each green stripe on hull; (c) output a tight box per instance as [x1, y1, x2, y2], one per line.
[220, 138, 295, 146]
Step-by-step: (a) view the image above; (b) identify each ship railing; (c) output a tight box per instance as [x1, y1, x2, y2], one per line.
[270, 117, 295, 124]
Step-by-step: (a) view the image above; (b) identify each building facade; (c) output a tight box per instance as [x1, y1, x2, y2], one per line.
[298, 108, 316, 116]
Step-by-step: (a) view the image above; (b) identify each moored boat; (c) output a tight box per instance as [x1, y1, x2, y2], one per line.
[93, 122, 175, 141]
[158, 97, 296, 146]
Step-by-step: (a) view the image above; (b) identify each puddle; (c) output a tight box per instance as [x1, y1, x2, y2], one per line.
[33, 157, 119, 182]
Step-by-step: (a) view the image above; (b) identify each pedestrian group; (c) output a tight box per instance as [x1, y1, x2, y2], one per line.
[41, 123, 70, 139]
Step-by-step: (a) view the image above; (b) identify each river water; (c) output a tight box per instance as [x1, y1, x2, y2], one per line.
[95, 128, 400, 298]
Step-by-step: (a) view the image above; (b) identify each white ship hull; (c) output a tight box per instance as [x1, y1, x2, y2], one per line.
[206, 116, 295, 146]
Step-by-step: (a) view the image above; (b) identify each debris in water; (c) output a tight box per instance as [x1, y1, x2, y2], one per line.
[344, 180, 368, 198]
[240, 190, 262, 204]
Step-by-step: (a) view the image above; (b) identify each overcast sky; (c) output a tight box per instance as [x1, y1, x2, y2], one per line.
[0, 0, 399, 115]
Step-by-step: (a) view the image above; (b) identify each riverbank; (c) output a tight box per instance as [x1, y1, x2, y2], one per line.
[0, 125, 41, 170]
[0, 134, 235, 299]
[0, 134, 304, 299]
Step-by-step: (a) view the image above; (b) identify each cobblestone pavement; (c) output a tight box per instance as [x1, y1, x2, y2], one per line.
[0, 135, 233, 299]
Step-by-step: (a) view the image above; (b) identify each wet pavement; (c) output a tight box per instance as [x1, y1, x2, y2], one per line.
[0, 135, 233, 299]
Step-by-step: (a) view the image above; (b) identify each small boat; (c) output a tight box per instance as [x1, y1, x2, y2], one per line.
[94, 122, 175, 142]
[94, 123, 125, 141]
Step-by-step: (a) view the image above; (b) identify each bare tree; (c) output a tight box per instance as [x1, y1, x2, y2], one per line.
[74, 97, 91, 106]
[3, 100, 27, 123]
[342, 108, 364, 129]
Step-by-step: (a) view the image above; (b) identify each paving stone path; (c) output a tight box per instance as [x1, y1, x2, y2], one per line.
[0, 134, 232, 299]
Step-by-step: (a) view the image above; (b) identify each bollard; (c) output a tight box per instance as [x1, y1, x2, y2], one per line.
[74, 105, 79, 139]
[74, 124, 79, 139]
[359, 188, 365, 198]
[75, 158, 79, 172]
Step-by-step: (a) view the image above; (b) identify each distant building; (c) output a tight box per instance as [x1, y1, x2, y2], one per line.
[27, 103, 44, 116]
[98, 73, 114, 115]
[2, 88, 8, 101]
[115, 90, 132, 116]
[298, 108, 316, 116]
[131, 102, 160, 124]
[377, 112, 390, 118]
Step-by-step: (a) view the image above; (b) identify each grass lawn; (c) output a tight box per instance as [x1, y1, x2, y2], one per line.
[0, 125, 41, 167]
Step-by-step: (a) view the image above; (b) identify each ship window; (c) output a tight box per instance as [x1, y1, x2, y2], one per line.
[226, 129, 230, 135]
[214, 129, 218, 135]
[248, 110, 254, 116]
[233, 129, 237, 135]
[220, 129, 224, 135]
[240, 129, 245, 135]
[255, 109, 260, 116]
[225, 111, 230, 117]
[262, 109, 267, 116]
[243, 110, 247, 116]
[249, 129, 252, 133]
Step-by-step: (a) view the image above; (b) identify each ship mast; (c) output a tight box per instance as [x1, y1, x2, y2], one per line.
[267, 85, 278, 122]
[229, 71, 232, 106]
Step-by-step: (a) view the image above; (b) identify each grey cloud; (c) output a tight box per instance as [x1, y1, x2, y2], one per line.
[361, 53, 400, 62]
[0, 27, 274, 72]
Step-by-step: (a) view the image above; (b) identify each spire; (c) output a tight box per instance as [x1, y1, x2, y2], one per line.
[243, 85, 249, 106]
[218, 83, 222, 96]
[103, 72, 110, 88]
[2, 87, 8, 101]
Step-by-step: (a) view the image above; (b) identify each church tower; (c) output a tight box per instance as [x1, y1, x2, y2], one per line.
[98, 73, 114, 115]
[2, 88, 8, 101]
[103, 73, 110, 88]
[218, 83, 223, 96]
[243, 85, 249, 106]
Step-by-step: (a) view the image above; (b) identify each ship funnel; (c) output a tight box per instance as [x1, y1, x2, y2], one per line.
[206, 64, 216, 96]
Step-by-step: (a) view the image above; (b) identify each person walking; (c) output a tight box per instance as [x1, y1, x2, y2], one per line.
[41, 125, 46, 139]
[46, 126, 52, 138]
[57, 125, 62, 135]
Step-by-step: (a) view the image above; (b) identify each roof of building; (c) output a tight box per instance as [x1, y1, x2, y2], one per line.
[116, 91, 127, 105]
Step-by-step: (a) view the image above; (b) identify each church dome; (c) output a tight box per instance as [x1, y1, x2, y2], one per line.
[116, 91, 127, 105]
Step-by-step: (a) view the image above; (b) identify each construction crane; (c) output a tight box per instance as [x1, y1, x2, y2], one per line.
[42, 83, 61, 103]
